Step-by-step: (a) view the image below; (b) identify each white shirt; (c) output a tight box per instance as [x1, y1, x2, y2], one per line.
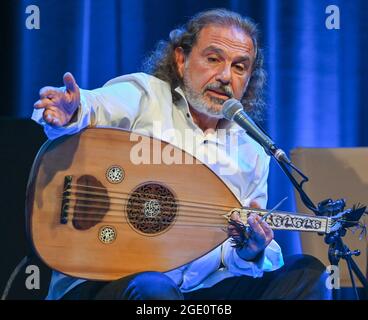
[32, 73, 284, 300]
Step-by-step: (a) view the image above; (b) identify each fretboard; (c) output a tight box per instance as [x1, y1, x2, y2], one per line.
[224, 208, 334, 234]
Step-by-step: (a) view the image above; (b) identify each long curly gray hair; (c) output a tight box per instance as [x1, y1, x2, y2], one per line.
[142, 8, 266, 121]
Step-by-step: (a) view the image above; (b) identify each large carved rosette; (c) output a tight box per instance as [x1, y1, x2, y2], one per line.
[126, 183, 177, 235]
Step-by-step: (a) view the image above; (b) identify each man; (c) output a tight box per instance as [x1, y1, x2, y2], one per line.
[32, 9, 329, 300]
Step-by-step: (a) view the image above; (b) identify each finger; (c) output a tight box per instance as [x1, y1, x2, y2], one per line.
[34, 98, 53, 109]
[250, 201, 261, 209]
[230, 211, 242, 222]
[258, 217, 272, 232]
[63, 72, 78, 93]
[43, 109, 62, 126]
[248, 214, 266, 240]
[259, 220, 274, 242]
[43, 109, 56, 122]
[254, 216, 274, 244]
[227, 218, 243, 237]
[227, 224, 241, 237]
[39, 86, 61, 100]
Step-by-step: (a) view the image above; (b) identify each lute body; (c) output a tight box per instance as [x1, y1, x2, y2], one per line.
[26, 128, 333, 280]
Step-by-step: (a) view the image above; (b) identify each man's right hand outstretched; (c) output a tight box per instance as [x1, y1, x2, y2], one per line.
[34, 72, 80, 127]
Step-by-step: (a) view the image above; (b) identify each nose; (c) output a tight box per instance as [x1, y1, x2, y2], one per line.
[215, 64, 231, 85]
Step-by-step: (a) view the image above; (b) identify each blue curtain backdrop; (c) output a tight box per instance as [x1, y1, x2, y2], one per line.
[4, 0, 368, 255]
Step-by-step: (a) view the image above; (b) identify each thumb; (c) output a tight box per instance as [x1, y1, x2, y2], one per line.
[63, 72, 78, 93]
[249, 201, 261, 209]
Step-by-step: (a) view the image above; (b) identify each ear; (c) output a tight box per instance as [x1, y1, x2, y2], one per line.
[174, 47, 186, 78]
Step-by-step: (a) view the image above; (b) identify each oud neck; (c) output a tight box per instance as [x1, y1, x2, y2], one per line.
[224, 208, 333, 234]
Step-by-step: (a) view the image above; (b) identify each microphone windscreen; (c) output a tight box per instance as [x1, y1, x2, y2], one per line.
[222, 98, 243, 121]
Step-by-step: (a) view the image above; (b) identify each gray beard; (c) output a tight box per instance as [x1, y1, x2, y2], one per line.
[182, 74, 226, 119]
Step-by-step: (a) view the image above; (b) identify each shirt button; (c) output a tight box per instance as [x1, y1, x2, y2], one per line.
[203, 140, 208, 144]
[186, 113, 190, 118]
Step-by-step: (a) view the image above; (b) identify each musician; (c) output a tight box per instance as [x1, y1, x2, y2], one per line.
[32, 9, 330, 300]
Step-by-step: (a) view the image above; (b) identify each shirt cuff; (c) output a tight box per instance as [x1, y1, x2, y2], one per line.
[31, 92, 92, 140]
[222, 239, 284, 278]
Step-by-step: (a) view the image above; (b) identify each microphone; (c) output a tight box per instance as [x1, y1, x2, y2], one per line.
[222, 98, 291, 164]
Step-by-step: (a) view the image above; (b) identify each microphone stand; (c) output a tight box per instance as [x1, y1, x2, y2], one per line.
[221, 99, 367, 299]
[271, 153, 368, 300]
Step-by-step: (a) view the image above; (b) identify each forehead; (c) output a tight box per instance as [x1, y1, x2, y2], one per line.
[194, 24, 255, 57]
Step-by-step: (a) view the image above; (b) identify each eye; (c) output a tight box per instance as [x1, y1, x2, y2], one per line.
[234, 64, 246, 73]
[207, 56, 220, 63]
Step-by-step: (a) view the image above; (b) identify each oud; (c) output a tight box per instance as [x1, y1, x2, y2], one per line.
[26, 128, 353, 281]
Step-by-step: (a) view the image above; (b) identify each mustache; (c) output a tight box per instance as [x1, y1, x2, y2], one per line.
[204, 83, 234, 98]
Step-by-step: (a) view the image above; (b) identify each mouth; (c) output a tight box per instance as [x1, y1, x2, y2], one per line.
[206, 89, 230, 99]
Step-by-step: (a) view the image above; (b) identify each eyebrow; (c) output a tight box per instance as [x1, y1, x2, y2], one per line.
[202, 45, 251, 64]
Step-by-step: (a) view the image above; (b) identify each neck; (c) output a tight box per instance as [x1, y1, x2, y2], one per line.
[224, 207, 334, 234]
[189, 106, 220, 134]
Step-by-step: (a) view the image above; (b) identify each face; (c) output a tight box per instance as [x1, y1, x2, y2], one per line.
[175, 24, 256, 118]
